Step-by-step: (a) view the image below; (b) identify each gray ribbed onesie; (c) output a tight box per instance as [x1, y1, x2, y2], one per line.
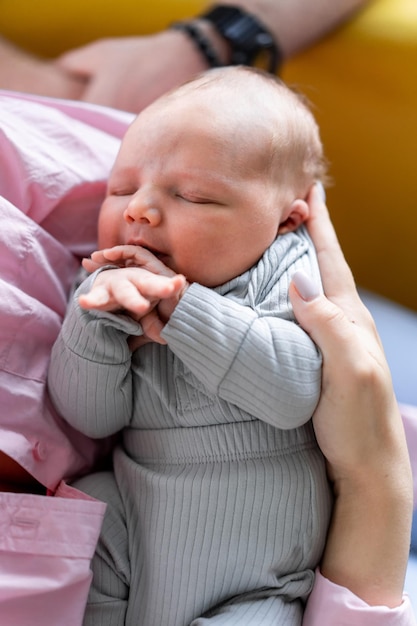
[48, 226, 333, 626]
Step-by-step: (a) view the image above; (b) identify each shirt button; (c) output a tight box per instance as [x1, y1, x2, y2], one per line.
[32, 441, 47, 461]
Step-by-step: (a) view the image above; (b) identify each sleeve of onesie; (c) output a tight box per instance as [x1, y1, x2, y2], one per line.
[303, 569, 417, 626]
[47, 270, 143, 438]
[162, 281, 322, 430]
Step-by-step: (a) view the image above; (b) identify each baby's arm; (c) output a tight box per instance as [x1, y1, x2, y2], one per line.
[48, 262, 186, 437]
[162, 232, 323, 430]
[162, 282, 322, 430]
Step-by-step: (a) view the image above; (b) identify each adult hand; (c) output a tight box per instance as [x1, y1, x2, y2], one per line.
[0, 36, 86, 100]
[289, 184, 413, 607]
[55, 30, 211, 113]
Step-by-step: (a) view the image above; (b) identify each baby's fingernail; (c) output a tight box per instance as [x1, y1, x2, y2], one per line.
[292, 271, 320, 301]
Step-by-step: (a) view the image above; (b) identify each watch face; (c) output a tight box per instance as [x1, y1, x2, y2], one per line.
[202, 5, 281, 73]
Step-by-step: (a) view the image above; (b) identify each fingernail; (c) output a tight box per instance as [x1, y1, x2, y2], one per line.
[292, 271, 320, 301]
[316, 181, 326, 202]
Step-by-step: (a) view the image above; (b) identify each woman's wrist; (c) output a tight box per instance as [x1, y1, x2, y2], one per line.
[322, 458, 413, 607]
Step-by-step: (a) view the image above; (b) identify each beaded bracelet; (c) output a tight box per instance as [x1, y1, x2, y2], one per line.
[171, 21, 223, 68]
[200, 5, 281, 74]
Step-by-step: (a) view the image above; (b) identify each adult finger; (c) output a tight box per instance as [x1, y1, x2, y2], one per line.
[289, 272, 363, 375]
[56, 42, 102, 76]
[306, 184, 380, 336]
[306, 184, 356, 295]
[289, 271, 402, 478]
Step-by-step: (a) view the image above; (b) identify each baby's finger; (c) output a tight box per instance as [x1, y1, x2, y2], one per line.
[130, 273, 186, 301]
[82, 256, 105, 273]
[79, 285, 110, 309]
[99, 245, 175, 277]
[87, 250, 125, 268]
[140, 310, 167, 345]
[79, 279, 152, 314]
[108, 279, 154, 314]
[82, 249, 138, 272]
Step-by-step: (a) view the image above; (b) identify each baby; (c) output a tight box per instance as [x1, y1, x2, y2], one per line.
[48, 66, 332, 626]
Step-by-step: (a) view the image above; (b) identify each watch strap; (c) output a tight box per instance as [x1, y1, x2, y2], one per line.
[201, 5, 282, 74]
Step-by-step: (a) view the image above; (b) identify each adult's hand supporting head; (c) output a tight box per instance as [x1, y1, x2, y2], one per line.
[290, 184, 413, 607]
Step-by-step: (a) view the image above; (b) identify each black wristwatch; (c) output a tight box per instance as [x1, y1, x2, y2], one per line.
[201, 5, 282, 74]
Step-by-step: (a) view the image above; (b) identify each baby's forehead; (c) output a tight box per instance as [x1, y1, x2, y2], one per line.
[120, 103, 275, 185]
[152, 81, 292, 141]
[125, 70, 304, 163]
[170, 73, 287, 111]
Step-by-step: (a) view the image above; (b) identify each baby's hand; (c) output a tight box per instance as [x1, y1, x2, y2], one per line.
[129, 279, 187, 348]
[79, 266, 186, 321]
[82, 245, 175, 277]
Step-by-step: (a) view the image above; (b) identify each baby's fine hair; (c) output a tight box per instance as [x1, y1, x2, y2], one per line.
[168, 65, 329, 195]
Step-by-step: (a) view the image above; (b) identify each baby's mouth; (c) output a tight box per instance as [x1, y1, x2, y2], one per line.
[127, 240, 168, 263]
[128, 240, 160, 254]
[144, 247, 167, 262]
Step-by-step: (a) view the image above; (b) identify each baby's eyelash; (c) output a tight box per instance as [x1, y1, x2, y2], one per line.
[176, 193, 215, 205]
[111, 189, 135, 197]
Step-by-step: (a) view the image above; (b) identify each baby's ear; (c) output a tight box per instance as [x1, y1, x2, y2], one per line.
[277, 199, 309, 235]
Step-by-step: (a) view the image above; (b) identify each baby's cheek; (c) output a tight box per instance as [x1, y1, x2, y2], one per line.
[97, 216, 125, 249]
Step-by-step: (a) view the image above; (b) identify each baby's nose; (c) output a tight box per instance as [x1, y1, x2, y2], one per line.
[124, 192, 162, 226]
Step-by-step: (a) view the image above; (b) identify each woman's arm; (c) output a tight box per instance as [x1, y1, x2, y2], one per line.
[290, 185, 414, 610]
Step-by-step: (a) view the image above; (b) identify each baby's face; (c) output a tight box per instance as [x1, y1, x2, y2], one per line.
[98, 95, 284, 287]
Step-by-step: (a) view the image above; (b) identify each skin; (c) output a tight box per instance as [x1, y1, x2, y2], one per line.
[0, 1, 370, 112]
[0, 35, 86, 101]
[80, 72, 312, 335]
[96, 87, 307, 288]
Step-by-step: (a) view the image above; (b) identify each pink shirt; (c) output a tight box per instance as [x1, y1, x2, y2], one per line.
[0, 91, 415, 625]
